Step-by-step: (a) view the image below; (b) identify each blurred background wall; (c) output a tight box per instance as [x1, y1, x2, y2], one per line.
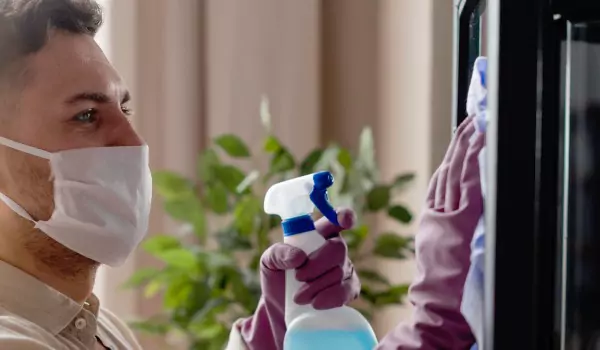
[93, 0, 454, 348]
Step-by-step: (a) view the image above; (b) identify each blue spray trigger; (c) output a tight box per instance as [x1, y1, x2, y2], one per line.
[309, 171, 339, 226]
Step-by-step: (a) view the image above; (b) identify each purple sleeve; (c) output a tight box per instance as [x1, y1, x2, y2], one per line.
[376, 116, 483, 350]
[376, 212, 476, 349]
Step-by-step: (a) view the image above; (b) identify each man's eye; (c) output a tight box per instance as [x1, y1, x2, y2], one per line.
[72, 109, 98, 123]
[121, 106, 133, 116]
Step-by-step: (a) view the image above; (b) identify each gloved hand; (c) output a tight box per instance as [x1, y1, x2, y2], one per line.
[237, 208, 360, 350]
[377, 116, 484, 350]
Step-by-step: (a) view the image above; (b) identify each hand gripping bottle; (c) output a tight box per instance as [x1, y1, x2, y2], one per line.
[264, 171, 378, 350]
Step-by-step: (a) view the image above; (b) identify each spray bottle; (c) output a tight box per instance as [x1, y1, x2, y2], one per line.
[264, 171, 378, 350]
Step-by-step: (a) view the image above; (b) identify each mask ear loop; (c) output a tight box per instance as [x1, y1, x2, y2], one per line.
[0, 137, 52, 159]
[0, 193, 35, 222]
[0, 136, 53, 221]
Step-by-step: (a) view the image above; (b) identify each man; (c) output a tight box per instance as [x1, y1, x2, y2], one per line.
[0, 0, 359, 349]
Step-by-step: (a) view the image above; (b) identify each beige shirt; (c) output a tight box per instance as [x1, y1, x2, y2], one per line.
[0, 259, 252, 350]
[0, 260, 141, 350]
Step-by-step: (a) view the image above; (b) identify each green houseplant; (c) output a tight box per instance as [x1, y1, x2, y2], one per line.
[125, 98, 416, 350]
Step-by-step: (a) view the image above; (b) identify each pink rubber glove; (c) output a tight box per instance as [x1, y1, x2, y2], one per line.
[377, 116, 484, 349]
[238, 208, 360, 350]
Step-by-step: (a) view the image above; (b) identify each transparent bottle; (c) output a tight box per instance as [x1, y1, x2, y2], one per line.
[264, 171, 378, 350]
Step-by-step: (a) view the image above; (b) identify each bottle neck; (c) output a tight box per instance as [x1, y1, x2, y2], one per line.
[282, 214, 315, 237]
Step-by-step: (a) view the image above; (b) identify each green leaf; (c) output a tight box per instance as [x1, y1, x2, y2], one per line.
[357, 269, 390, 286]
[163, 194, 203, 222]
[270, 149, 295, 173]
[358, 127, 375, 170]
[337, 148, 353, 170]
[153, 171, 194, 200]
[373, 233, 413, 259]
[233, 196, 262, 235]
[263, 135, 281, 153]
[142, 235, 181, 255]
[268, 215, 282, 230]
[122, 267, 161, 288]
[156, 248, 198, 271]
[186, 282, 212, 319]
[162, 193, 207, 239]
[388, 205, 413, 224]
[211, 334, 231, 350]
[191, 298, 229, 325]
[374, 284, 410, 306]
[205, 183, 229, 214]
[214, 165, 246, 193]
[216, 229, 253, 251]
[393, 172, 415, 189]
[144, 279, 163, 298]
[359, 285, 377, 304]
[226, 267, 254, 309]
[344, 225, 369, 251]
[249, 253, 262, 271]
[366, 185, 391, 211]
[242, 269, 262, 306]
[214, 134, 251, 158]
[193, 323, 225, 340]
[129, 320, 170, 334]
[191, 212, 208, 239]
[164, 275, 194, 309]
[300, 149, 324, 175]
[206, 252, 236, 270]
[198, 148, 220, 183]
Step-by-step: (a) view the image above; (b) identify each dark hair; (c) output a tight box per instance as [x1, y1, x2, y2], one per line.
[0, 0, 103, 81]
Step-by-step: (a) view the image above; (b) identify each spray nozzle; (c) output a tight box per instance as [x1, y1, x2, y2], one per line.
[264, 171, 339, 227]
[309, 171, 339, 226]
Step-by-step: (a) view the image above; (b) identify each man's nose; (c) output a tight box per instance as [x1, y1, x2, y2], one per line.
[107, 117, 144, 147]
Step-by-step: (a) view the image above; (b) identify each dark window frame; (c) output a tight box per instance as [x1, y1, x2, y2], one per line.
[454, 1, 563, 349]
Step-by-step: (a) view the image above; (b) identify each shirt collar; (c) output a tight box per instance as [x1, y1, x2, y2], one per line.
[0, 260, 99, 334]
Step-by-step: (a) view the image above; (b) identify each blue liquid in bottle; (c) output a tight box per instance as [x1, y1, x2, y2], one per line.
[284, 328, 377, 350]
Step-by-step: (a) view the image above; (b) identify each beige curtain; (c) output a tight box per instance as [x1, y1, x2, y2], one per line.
[94, 0, 454, 348]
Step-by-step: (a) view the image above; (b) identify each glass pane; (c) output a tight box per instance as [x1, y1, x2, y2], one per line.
[455, 0, 487, 128]
[562, 20, 600, 350]
[467, 3, 484, 85]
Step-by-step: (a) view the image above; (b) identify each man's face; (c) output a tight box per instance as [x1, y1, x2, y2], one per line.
[0, 30, 142, 264]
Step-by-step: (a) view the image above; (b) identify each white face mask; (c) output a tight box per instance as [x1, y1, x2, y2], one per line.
[0, 137, 152, 267]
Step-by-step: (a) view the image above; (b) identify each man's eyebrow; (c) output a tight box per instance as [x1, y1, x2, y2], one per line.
[121, 91, 131, 104]
[65, 91, 131, 104]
